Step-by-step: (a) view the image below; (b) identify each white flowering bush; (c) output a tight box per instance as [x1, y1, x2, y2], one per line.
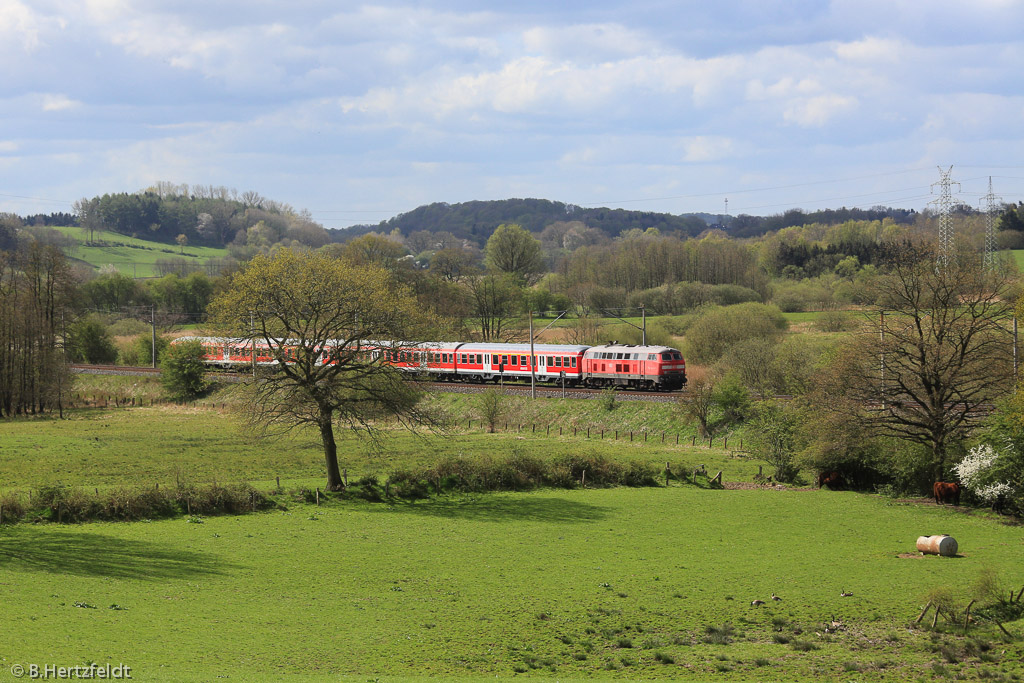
[953, 444, 1000, 490]
[954, 444, 1017, 506]
[976, 482, 1013, 504]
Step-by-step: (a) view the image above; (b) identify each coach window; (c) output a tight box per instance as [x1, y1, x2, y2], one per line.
[501, 355, 508, 366]
[571, 357, 577, 368]
[554, 356, 561, 367]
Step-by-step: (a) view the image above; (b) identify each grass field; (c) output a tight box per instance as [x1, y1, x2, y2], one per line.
[2, 393, 1023, 681]
[1013, 250, 1024, 274]
[2, 483, 1022, 681]
[0, 397, 755, 492]
[47, 225, 229, 278]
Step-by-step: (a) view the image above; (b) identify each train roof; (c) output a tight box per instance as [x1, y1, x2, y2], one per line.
[173, 336, 458, 349]
[585, 343, 682, 355]
[456, 342, 590, 354]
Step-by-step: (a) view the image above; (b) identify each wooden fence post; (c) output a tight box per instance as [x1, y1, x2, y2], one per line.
[915, 601, 932, 624]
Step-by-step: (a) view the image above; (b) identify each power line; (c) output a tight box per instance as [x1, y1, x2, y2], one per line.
[0, 191, 74, 205]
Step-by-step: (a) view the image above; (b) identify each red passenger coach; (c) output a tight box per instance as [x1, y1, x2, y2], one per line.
[454, 343, 589, 384]
[582, 343, 686, 391]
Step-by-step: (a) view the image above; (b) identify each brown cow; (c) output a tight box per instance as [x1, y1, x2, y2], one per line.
[933, 481, 960, 505]
[818, 471, 844, 490]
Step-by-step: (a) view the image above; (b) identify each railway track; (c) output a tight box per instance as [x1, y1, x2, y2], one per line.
[70, 364, 684, 401]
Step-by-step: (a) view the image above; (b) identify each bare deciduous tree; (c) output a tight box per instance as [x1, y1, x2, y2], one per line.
[814, 245, 1015, 478]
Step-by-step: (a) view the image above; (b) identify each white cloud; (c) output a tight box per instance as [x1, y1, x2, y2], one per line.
[41, 94, 81, 111]
[783, 94, 858, 127]
[0, 0, 53, 51]
[834, 36, 905, 62]
[681, 136, 736, 162]
[522, 23, 655, 60]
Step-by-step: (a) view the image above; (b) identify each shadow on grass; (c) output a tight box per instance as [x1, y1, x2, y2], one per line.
[379, 495, 612, 524]
[0, 528, 237, 580]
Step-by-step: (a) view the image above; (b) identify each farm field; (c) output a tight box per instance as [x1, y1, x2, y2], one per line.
[45, 225, 229, 278]
[2, 394, 1023, 681]
[2, 483, 1023, 681]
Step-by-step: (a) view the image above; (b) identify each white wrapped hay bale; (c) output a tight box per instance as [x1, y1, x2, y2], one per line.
[916, 535, 958, 556]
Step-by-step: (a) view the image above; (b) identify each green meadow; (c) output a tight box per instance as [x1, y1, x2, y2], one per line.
[47, 225, 229, 277]
[2, 389, 1023, 681]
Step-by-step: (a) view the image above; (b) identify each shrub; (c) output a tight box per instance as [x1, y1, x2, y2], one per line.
[160, 339, 209, 401]
[0, 492, 26, 523]
[599, 387, 618, 412]
[68, 317, 118, 364]
[478, 388, 505, 433]
[119, 333, 170, 367]
[815, 310, 855, 332]
[684, 303, 788, 365]
[18, 482, 274, 523]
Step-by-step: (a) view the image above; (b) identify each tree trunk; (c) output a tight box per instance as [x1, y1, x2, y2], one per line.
[318, 408, 344, 491]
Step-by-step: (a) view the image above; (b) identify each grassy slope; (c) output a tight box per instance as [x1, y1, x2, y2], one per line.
[49, 225, 228, 278]
[0, 396, 754, 492]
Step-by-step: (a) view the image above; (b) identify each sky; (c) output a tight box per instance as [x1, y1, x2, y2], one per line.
[2, 0, 1024, 229]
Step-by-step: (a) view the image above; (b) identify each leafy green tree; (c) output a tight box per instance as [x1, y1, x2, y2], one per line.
[69, 318, 118, 364]
[467, 272, 525, 341]
[484, 223, 544, 283]
[161, 339, 209, 401]
[209, 248, 436, 491]
[711, 373, 752, 426]
[748, 401, 800, 482]
[684, 303, 787, 365]
[119, 333, 170, 367]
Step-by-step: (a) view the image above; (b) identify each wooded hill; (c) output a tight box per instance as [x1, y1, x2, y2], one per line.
[333, 199, 925, 245]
